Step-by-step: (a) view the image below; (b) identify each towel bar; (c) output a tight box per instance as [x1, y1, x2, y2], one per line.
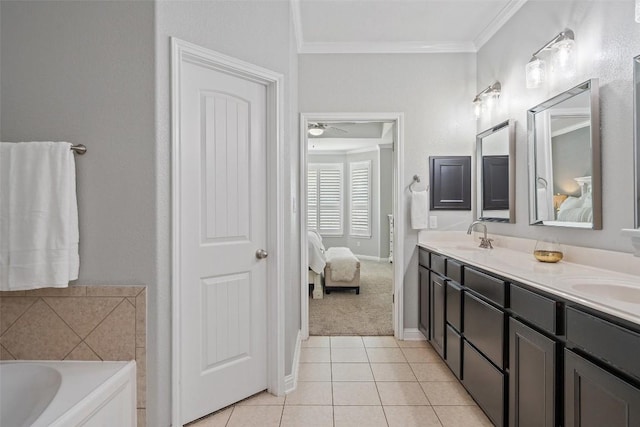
[71, 144, 87, 155]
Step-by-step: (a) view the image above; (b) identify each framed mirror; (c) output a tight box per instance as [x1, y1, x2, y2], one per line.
[528, 79, 601, 229]
[475, 120, 515, 223]
[634, 55, 640, 227]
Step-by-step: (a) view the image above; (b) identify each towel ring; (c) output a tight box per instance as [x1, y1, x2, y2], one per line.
[409, 175, 428, 193]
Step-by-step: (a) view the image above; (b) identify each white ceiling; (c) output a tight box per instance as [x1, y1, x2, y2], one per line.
[292, 0, 528, 53]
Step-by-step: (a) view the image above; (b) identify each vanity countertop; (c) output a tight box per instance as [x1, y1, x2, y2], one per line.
[418, 235, 640, 326]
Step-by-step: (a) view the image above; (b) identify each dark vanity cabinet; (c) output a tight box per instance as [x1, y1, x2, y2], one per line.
[565, 349, 640, 427]
[418, 249, 431, 340]
[418, 265, 430, 340]
[509, 284, 561, 427]
[564, 307, 640, 427]
[417, 246, 640, 427]
[421, 252, 446, 358]
[509, 318, 557, 427]
[462, 267, 507, 427]
[430, 273, 446, 358]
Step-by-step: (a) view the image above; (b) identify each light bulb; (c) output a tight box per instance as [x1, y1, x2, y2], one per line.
[308, 127, 324, 136]
[526, 57, 545, 89]
[473, 98, 482, 119]
[553, 37, 576, 77]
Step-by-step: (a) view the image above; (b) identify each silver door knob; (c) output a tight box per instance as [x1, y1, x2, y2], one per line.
[256, 249, 268, 259]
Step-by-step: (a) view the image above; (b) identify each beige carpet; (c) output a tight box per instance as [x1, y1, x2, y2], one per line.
[309, 260, 393, 336]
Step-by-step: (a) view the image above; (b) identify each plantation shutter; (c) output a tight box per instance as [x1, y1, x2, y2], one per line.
[308, 163, 344, 235]
[350, 161, 371, 237]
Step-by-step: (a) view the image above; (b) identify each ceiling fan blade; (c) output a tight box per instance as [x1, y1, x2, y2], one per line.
[328, 126, 348, 133]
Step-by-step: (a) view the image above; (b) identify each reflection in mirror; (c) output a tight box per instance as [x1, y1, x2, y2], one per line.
[528, 79, 601, 229]
[475, 120, 515, 223]
[634, 55, 640, 227]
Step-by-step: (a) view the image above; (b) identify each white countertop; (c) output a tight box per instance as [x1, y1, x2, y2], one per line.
[418, 233, 640, 326]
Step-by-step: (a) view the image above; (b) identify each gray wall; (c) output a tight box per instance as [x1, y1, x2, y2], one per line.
[156, 1, 299, 424]
[476, 0, 637, 252]
[1, 0, 157, 419]
[300, 53, 477, 329]
[1, 0, 156, 285]
[552, 126, 591, 196]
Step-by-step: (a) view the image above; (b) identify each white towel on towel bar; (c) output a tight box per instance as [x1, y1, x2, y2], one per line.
[411, 189, 429, 230]
[0, 141, 79, 290]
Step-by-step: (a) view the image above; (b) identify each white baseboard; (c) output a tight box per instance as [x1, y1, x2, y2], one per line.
[354, 254, 385, 262]
[403, 328, 427, 341]
[284, 330, 302, 394]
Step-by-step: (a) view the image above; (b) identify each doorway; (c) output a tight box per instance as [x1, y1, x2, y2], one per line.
[300, 113, 405, 340]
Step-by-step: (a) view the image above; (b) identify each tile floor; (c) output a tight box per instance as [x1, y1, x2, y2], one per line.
[188, 336, 493, 427]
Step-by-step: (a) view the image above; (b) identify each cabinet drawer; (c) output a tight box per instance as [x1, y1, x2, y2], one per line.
[431, 253, 446, 276]
[566, 307, 640, 381]
[464, 292, 505, 368]
[446, 325, 462, 379]
[463, 340, 505, 427]
[419, 248, 430, 268]
[446, 281, 463, 332]
[511, 285, 560, 335]
[446, 259, 463, 284]
[465, 267, 506, 307]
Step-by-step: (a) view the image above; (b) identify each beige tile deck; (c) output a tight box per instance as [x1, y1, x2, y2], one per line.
[190, 336, 493, 427]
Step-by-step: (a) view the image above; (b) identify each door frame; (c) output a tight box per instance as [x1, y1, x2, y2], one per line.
[171, 38, 286, 426]
[300, 112, 405, 340]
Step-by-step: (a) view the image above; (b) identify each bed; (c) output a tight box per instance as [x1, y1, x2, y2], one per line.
[308, 231, 361, 297]
[556, 176, 594, 223]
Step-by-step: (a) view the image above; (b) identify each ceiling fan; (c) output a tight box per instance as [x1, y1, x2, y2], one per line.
[308, 122, 348, 136]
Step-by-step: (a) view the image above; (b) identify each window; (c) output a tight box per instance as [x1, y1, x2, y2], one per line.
[349, 160, 371, 237]
[308, 163, 344, 235]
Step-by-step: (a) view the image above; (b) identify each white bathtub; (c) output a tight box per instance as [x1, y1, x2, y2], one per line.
[0, 360, 136, 427]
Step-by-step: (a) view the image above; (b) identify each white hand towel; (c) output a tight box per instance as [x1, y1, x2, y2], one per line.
[411, 190, 429, 230]
[0, 142, 79, 291]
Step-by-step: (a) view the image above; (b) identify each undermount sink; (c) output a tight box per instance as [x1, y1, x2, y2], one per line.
[438, 243, 489, 252]
[565, 279, 640, 304]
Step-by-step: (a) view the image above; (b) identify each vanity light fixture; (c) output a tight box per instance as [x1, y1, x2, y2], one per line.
[472, 81, 501, 119]
[526, 29, 575, 89]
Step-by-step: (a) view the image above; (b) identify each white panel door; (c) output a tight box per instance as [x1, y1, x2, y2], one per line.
[179, 57, 268, 424]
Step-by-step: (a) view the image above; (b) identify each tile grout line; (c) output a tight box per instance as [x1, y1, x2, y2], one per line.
[39, 298, 85, 360]
[0, 296, 39, 338]
[0, 343, 17, 360]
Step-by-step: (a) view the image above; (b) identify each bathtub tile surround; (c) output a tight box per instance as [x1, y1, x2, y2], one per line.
[0, 285, 147, 424]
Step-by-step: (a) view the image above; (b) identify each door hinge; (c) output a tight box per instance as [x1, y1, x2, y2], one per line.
[392, 294, 395, 303]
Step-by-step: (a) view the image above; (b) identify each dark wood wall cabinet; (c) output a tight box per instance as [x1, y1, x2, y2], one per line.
[417, 246, 640, 427]
[429, 156, 471, 210]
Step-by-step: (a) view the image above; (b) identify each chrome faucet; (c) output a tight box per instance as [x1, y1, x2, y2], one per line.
[467, 221, 493, 249]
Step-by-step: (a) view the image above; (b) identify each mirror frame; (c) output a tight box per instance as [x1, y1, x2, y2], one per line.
[475, 119, 516, 223]
[634, 55, 640, 228]
[527, 79, 602, 229]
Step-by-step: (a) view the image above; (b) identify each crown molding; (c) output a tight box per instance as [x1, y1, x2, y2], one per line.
[474, 0, 528, 50]
[299, 41, 477, 54]
[292, 0, 527, 55]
